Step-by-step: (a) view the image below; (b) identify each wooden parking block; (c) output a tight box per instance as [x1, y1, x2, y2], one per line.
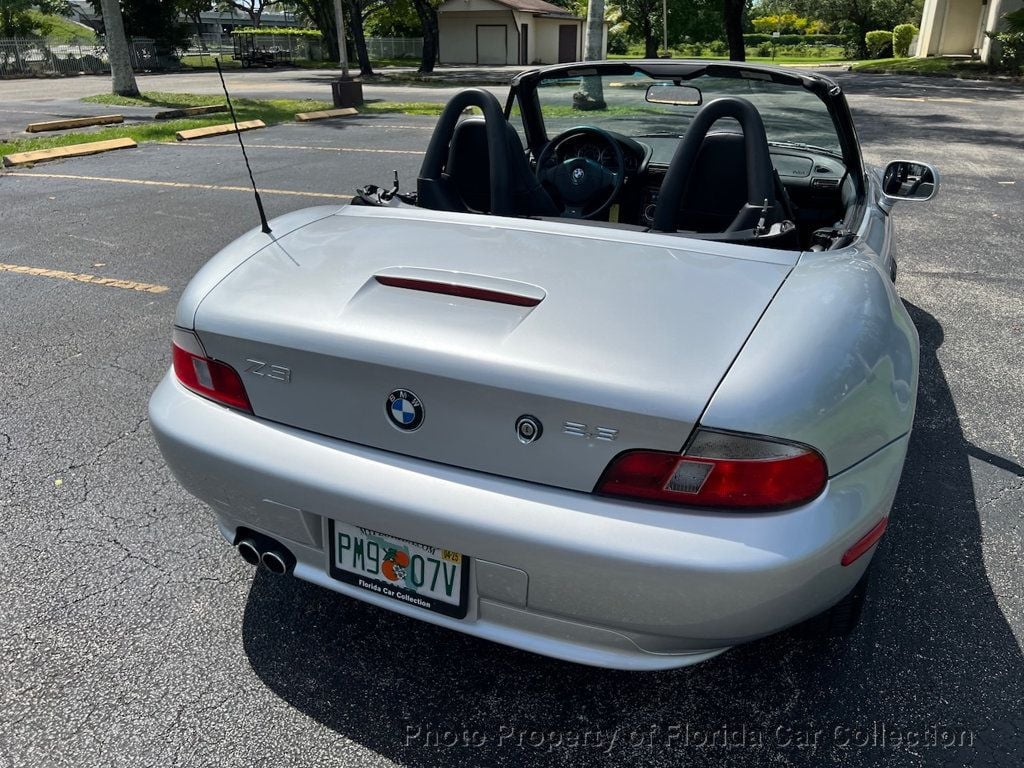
[2, 137, 137, 167]
[294, 107, 358, 122]
[154, 104, 227, 120]
[175, 120, 266, 141]
[25, 114, 124, 133]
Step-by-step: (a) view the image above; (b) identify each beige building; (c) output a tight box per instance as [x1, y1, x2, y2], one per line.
[438, 0, 605, 66]
[917, 0, 1023, 62]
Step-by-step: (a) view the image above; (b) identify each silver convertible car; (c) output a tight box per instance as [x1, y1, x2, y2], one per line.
[150, 60, 938, 670]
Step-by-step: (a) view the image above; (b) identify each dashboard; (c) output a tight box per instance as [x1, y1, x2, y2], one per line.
[542, 130, 848, 232]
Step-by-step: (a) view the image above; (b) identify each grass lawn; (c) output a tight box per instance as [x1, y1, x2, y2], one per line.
[850, 57, 993, 76]
[609, 53, 847, 65]
[28, 11, 96, 43]
[0, 92, 333, 157]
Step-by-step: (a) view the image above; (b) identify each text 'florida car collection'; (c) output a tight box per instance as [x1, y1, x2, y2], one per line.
[151, 60, 937, 670]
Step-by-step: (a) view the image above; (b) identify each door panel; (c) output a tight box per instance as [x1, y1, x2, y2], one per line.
[477, 25, 507, 65]
[558, 24, 577, 63]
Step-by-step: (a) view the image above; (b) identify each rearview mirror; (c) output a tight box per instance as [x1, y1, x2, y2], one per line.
[645, 84, 702, 107]
[881, 160, 939, 204]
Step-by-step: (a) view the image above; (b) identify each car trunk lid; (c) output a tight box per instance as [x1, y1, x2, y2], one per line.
[192, 207, 793, 492]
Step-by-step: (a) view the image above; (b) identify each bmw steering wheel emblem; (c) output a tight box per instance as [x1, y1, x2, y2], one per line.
[386, 389, 424, 431]
[571, 167, 586, 185]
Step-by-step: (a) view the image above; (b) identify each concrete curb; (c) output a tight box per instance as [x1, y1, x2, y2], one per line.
[26, 114, 124, 133]
[2, 137, 137, 167]
[155, 104, 227, 120]
[175, 120, 265, 141]
[295, 107, 359, 122]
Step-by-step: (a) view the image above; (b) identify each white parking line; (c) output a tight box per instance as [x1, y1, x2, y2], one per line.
[167, 142, 425, 155]
[4, 171, 352, 200]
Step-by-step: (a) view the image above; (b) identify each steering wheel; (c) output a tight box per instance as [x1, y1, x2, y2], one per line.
[535, 127, 625, 219]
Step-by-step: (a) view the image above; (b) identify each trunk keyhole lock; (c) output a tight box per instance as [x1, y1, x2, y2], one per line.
[515, 416, 543, 444]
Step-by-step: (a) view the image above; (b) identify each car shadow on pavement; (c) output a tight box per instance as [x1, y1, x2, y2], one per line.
[241, 301, 1023, 766]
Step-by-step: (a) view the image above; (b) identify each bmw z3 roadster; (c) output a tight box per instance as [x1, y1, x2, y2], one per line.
[150, 60, 938, 670]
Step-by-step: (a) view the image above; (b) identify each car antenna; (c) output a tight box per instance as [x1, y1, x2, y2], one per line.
[215, 58, 272, 235]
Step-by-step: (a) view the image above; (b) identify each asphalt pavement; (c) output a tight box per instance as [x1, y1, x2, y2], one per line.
[0, 70, 1022, 768]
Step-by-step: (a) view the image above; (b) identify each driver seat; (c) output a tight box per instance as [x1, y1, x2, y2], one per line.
[417, 88, 558, 218]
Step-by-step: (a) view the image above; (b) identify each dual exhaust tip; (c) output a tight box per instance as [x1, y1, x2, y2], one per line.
[236, 536, 293, 575]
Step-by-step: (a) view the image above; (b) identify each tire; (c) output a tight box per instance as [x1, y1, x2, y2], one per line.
[799, 568, 871, 639]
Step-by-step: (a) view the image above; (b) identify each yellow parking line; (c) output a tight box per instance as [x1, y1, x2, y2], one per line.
[886, 96, 975, 104]
[172, 142, 425, 155]
[0, 262, 170, 294]
[4, 172, 352, 200]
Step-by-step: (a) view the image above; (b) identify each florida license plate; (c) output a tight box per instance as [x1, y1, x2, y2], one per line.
[328, 521, 470, 619]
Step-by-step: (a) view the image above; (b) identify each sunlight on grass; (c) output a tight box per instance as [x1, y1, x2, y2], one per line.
[0, 93, 333, 156]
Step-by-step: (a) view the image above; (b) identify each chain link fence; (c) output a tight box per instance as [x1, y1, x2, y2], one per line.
[0, 36, 175, 78]
[0, 33, 421, 78]
[366, 37, 422, 60]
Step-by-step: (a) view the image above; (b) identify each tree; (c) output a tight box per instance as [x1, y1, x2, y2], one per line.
[364, 0, 420, 36]
[722, 0, 745, 60]
[668, 0, 724, 44]
[751, 0, 920, 57]
[344, 0, 374, 74]
[574, 0, 606, 109]
[98, 0, 140, 96]
[124, 0, 189, 54]
[1, 0, 69, 37]
[218, 0, 278, 26]
[292, 0, 375, 74]
[619, 0, 659, 57]
[409, 0, 439, 72]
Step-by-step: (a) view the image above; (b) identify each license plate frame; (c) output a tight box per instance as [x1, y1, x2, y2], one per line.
[328, 520, 470, 619]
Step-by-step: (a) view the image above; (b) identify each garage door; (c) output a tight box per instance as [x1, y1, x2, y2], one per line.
[477, 25, 507, 65]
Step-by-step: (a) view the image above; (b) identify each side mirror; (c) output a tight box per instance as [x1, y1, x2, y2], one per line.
[881, 160, 940, 207]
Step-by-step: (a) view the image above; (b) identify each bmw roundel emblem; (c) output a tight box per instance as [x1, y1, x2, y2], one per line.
[386, 389, 424, 431]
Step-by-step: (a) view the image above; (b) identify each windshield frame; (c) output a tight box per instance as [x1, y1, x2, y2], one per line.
[509, 60, 864, 198]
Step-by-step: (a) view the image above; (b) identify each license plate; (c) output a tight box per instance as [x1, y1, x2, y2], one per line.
[328, 521, 470, 619]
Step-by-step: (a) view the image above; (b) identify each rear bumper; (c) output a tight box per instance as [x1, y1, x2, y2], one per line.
[150, 372, 908, 671]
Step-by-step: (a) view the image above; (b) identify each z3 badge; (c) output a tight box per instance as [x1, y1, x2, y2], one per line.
[245, 359, 291, 382]
[386, 389, 424, 431]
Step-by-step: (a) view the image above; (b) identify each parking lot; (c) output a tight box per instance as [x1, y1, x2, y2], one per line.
[1, 70, 1022, 767]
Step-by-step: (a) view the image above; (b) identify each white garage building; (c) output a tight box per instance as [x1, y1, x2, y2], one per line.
[917, 0, 1023, 62]
[438, 0, 604, 66]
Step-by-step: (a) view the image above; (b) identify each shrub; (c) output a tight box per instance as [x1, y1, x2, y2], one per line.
[893, 24, 918, 57]
[865, 29, 893, 58]
[231, 27, 322, 37]
[991, 31, 1024, 74]
[708, 39, 728, 56]
[743, 33, 843, 46]
[756, 41, 773, 56]
[607, 29, 629, 55]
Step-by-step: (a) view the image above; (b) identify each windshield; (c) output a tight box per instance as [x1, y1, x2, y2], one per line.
[531, 70, 841, 155]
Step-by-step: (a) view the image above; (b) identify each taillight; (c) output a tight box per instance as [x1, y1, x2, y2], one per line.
[596, 429, 827, 511]
[171, 328, 252, 413]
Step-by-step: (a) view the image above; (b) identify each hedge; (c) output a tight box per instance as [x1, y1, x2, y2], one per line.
[865, 30, 893, 58]
[231, 27, 322, 37]
[743, 33, 843, 46]
[893, 24, 917, 57]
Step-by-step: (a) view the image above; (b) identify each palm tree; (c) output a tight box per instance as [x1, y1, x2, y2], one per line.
[98, 0, 139, 97]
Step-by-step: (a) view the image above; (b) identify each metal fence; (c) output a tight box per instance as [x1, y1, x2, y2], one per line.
[0, 33, 418, 78]
[0, 36, 175, 78]
[184, 33, 326, 63]
[366, 37, 422, 60]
